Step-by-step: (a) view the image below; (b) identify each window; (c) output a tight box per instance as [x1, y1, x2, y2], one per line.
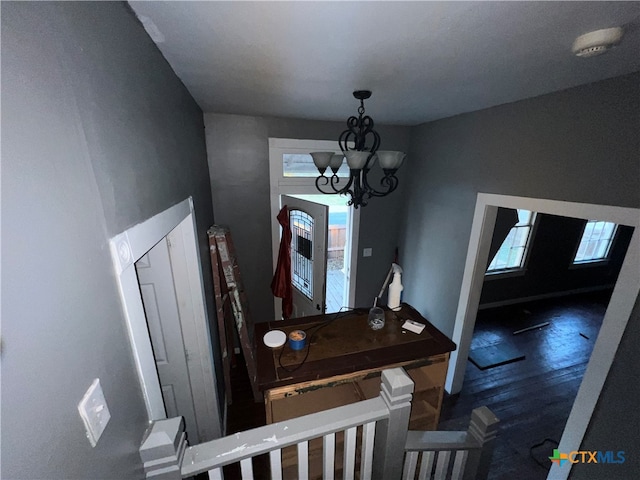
[487, 209, 536, 273]
[283, 153, 350, 178]
[573, 220, 617, 264]
[290, 209, 314, 299]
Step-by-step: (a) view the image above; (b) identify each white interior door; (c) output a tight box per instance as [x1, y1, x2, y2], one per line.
[283, 195, 328, 318]
[135, 237, 199, 441]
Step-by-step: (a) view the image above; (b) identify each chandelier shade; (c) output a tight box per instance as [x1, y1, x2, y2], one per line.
[345, 151, 370, 170]
[329, 154, 345, 172]
[311, 90, 405, 208]
[377, 151, 405, 171]
[309, 152, 333, 173]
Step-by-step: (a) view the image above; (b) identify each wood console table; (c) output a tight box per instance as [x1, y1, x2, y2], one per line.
[255, 303, 456, 431]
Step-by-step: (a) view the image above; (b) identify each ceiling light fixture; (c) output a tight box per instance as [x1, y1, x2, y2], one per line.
[572, 27, 624, 58]
[310, 90, 405, 208]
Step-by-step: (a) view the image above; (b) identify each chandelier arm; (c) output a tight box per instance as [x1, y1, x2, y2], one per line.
[315, 174, 353, 196]
[332, 174, 352, 195]
[354, 171, 364, 204]
[362, 171, 399, 198]
[341, 170, 360, 209]
[339, 117, 359, 153]
[360, 116, 380, 155]
[339, 128, 352, 154]
[339, 116, 380, 157]
[355, 170, 373, 208]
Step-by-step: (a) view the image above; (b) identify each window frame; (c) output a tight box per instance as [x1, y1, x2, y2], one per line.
[485, 209, 538, 277]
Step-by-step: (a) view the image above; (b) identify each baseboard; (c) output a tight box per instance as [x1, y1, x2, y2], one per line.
[478, 285, 615, 310]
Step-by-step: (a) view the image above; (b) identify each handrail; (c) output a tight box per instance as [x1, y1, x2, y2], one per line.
[182, 396, 389, 477]
[140, 369, 500, 480]
[402, 406, 499, 480]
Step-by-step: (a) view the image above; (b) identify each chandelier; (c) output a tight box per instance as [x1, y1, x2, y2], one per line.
[310, 90, 405, 208]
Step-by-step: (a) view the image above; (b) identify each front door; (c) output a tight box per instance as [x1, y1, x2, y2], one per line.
[282, 195, 328, 318]
[135, 237, 199, 441]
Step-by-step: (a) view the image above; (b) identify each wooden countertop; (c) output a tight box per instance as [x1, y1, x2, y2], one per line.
[255, 303, 456, 391]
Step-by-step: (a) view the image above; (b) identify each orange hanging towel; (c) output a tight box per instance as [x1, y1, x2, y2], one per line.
[271, 205, 293, 319]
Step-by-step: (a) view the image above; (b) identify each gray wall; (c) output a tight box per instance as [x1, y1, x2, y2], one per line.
[398, 72, 640, 466]
[480, 214, 633, 306]
[571, 293, 640, 477]
[204, 113, 411, 321]
[2, 2, 216, 478]
[399, 72, 640, 337]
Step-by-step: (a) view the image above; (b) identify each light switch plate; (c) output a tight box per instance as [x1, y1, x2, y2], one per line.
[363, 248, 372, 257]
[78, 378, 111, 447]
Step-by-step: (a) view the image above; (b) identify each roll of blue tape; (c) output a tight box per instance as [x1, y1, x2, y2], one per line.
[288, 329, 307, 350]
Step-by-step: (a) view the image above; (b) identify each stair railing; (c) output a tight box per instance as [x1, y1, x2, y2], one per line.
[139, 368, 498, 480]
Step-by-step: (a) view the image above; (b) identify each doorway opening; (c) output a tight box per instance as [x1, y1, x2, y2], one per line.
[269, 138, 361, 319]
[289, 194, 353, 313]
[109, 198, 222, 442]
[451, 209, 634, 477]
[446, 193, 639, 480]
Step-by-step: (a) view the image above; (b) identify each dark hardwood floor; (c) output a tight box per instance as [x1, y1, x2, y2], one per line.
[226, 355, 267, 434]
[220, 354, 269, 479]
[223, 292, 610, 479]
[438, 291, 610, 480]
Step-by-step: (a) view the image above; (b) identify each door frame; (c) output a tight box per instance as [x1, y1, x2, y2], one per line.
[447, 193, 639, 479]
[269, 138, 360, 319]
[109, 197, 222, 441]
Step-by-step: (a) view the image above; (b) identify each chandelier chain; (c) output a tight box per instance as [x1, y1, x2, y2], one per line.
[357, 100, 365, 116]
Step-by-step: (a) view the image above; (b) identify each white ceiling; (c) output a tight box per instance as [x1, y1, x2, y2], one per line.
[129, 1, 640, 126]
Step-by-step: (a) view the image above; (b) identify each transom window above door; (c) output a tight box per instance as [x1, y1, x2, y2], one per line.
[283, 153, 350, 178]
[270, 138, 354, 189]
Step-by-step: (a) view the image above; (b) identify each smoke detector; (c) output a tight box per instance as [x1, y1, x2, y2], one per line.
[572, 27, 624, 57]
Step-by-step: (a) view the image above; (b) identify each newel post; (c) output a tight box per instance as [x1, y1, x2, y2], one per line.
[372, 368, 414, 479]
[139, 417, 187, 480]
[463, 406, 499, 480]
